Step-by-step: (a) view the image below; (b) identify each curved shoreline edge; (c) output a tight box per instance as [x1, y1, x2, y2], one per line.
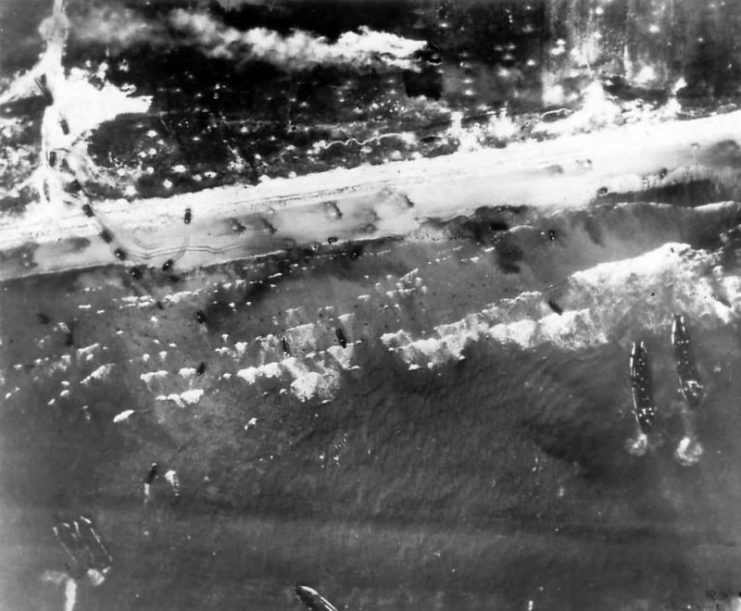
[2, 110, 741, 280]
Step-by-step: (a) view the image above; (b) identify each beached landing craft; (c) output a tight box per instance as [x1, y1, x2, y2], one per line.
[295, 585, 339, 611]
[44, 516, 112, 611]
[671, 314, 704, 408]
[627, 341, 656, 455]
[51, 516, 113, 584]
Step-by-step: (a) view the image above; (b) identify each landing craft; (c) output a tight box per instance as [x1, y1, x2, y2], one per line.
[52, 516, 112, 583]
[145, 463, 159, 485]
[671, 314, 704, 408]
[630, 341, 656, 434]
[164, 469, 181, 498]
[295, 585, 339, 611]
[144, 462, 158, 504]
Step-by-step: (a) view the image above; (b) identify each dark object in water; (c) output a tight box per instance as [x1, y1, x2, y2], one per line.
[597, 186, 609, 197]
[82, 204, 94, 218]
[261, 218, 277, 234]
[64, 322, 75, 347]
[48, 151, 57, 167]
[630, 341, 656, 434]
[60, 117, 70, 135]
[658, 167, 668, 179]
[65, 179, 83, 194]
[547, 299, 563, 315]
[335, 327, 347, 348]
[295, 585, 338, 611]
[671, 314, 704, 408]
[281, 336, 291, 355]
[100, 229, 113, 244]
[130, 266, 142, 280]
[196, 361, 206, 376]
[231, 218, 247, 233]
[144, 462, 159, 485]
[548, 229, 557, 241]
[184, 208, 192, 224]
[328, 236, 338, 244]
[415, 42, 442, 66]
[161, 259, 174, 272]
[603, 76, 669, 106]
[37, 312, 51, 324]
[113, 248, 126, 261]
[402, 64, 443, 99]
[195, 310, 207, 324]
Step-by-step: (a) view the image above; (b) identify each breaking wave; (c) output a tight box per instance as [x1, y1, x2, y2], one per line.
[381, 243, 737, 368]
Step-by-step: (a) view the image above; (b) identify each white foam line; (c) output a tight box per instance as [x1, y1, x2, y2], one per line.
[236, 362, 282, 384]
[80, 363, 113, 385]
[235, 348, 353, 401]
[120, 295, 156, 309]
[140, 370, 168, 386]
[162, 290, 198, 304]
[382, 243, 735, 368]
[76, 343, 99, 357]
[113, 409, 135, 423]
[156, 389, 204, 407]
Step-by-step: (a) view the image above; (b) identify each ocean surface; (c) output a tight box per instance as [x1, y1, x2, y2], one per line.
[4, 202, 741, 610]
[3, 1, 741, 610]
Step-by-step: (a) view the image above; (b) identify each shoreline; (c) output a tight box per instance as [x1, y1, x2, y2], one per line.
[2, 109, 741, 281]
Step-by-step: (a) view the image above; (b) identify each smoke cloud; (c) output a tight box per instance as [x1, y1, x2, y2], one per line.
[169, 10, 426, 70]
[73, 6, 426, 71]
[70, 5, 165, 48]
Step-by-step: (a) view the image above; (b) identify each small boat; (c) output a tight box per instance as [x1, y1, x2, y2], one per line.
[295, 585, 339, 611]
